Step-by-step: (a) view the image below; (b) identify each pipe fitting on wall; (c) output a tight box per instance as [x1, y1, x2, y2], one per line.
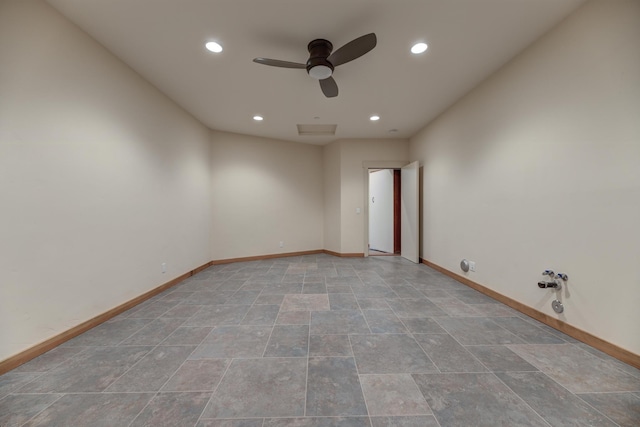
[538, 281, 562, 291]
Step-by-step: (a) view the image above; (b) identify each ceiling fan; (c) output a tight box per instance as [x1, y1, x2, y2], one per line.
[253, 33, 377, 98]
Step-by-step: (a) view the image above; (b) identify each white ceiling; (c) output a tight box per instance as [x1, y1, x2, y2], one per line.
[47, 0, 585, 145]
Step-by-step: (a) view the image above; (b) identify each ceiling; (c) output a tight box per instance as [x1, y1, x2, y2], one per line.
[47, 0, 585, 145]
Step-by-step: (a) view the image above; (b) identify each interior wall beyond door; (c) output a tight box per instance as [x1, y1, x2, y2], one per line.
[368, 169, 394, 253]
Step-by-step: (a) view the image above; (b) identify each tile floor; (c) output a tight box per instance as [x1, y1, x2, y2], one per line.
[1, 254, 639, 426]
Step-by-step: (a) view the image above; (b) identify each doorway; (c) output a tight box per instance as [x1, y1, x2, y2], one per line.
[368, 169, 400, 256]
[364, 161, 419, 263]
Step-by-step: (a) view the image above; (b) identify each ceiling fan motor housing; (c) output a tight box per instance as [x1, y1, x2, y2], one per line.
[306, 39, 334, 79]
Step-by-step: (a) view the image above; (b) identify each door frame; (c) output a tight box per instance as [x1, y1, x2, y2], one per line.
[362, 160, 411, 258]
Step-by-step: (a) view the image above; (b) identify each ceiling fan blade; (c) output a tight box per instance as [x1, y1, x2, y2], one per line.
[328, 33, 377, 67]
[253, 58, 306, 69]
[319, 77, 338, 98]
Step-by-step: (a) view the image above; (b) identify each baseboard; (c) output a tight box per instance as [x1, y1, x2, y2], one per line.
[209, 250, 366, 263]
[422, 259, 640, 370]
[209, 249, 324, 265]
[323, 250, 365, 258]
[0, 261, 212, 375]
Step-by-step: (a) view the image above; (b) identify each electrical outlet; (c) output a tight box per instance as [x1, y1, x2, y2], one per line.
[161, 262, 167, 274]
[469, 261, 476, 272]
[279, 241, 284, 248]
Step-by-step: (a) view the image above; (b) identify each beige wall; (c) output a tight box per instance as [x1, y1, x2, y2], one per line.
[337, 139, 409, 254]
[0, 0, 212, 361]
[210, 131, 324, 260]
[323, 141, 342, 253]
[410, 0, 640, 354]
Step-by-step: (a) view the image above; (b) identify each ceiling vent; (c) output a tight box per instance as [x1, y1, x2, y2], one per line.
[297, 124, 337, 136]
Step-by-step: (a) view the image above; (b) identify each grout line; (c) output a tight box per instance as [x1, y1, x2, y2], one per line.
[193, 357, 234, 426]
[346, 334, 372, 424]
[14, 391, 64, 426]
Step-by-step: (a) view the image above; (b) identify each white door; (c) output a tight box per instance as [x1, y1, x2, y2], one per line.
[401, 161, 419, 263]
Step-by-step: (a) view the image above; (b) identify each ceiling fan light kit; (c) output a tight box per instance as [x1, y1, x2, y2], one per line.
[306, 39, 334, 80]
[253, 33, 377, 98]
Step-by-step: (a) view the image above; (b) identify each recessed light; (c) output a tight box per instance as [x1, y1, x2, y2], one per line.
[205, 41, 223, 53]
[253, 115, 264, 121]
[370, 115, 380, 121]
[411, 42, 428, 54]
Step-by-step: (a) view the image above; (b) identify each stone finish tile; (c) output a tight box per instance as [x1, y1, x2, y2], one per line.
[309, 335, 353, 357]
[363, 310, 408, 334]
[8, 255, 640, 427]
[413, 334, 487, 373]
[466, 345, 538, 372]
[491, 317, 566, 344]
[213, 282, 246, 292]
[120, 318, 186, 345]
[161, 359, 230, 391]
[418, 290, 450, 299]
[578, 392, 640, 427]
[22, 393, 154, 427]
[0, 393, 62, 427]
[329, 293, 360, 310]
[261, 283, 304, 294]
[182, 291, 234, 305]
[1, 373, 42, 398]
[434, 317, 525, 345]
[425, 297, 481, 317]
[160, 326, 213, 345]
[370, 416, 439, 427]
[508, 344, 640, 393]
[106, 345, 195, 392]
[326, 284, 354, 294]
[306, 357, 368, 417]
[356, 298, 390, 310]
[198, 420, 264, 427]
[350, 334, 437, 374]
[276, 310, 311, 325]
[61, 318, 152, 346]
[190, 326, 271, 359]
[360, 374, 431, 416]
[184, 305, 252, 326]
[385, 298, 446, 318]
[389, 285, 424, 299]
[225, 290, 261, 305]
[469, 304, 519, 317]
[263, 417, 371, 426]
[161, 304, 203, 318]
[574, 343, 640, 379]
[12, 347, 88, 373]
[126, 300, 181, 318]
[302, 283, 328, 294]
[17, 346, 151, 393]
[129, 392, 211, 427]
[310, 310, 370, 335]
[447, 289, 497, 304]
[351, 285, 397, 299]
[400, 318, 447, 334]
[240, 304, 280, 325]
[160, 290, 195, 301]
[255, 294, 286, 305]
[203, 358, 307, 418]
[264, 325, 309, 357]
[281, 294, 330, 312]
[412, 373, 549, 427]
[497, 371, 618, 426]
